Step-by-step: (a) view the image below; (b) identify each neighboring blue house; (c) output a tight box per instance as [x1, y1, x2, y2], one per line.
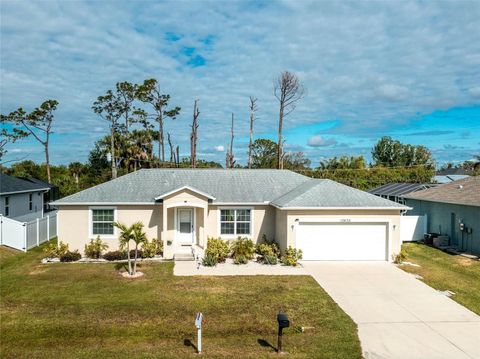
[403, 177, 480, 255]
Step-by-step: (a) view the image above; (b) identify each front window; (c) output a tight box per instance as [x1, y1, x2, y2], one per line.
[91, 209, 115, 235]
[220, 209, 251, 236]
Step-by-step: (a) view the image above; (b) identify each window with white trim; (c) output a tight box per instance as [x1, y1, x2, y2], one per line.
[220, 209, 251, 236]
[91, 209, 115, 235]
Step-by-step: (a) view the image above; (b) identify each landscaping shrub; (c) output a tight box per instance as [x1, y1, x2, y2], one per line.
[43, 241, 69, 258]
[231, 237, 255, 260]
[129, 249, 143, 259]
[60, 250, 81, 262]
[141, 239, 157, 258]
[103, 251, 127, 261]
[202, 253, 218, 267]
[84, 236, 109, 259]
[233, 254, 248, 265]
[153, 238, 163, 255]
[392, 248, 407, 264]
[205, 237, 229, 263]
[281, 246, 303, 266]
[264, 254, 278, 265]
[142, 238, 163, 258]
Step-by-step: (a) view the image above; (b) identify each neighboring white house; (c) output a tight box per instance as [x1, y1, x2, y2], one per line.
[0, 173, 51, 222]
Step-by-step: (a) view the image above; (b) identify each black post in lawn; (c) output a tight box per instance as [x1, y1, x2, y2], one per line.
[277, 312, 290, 353]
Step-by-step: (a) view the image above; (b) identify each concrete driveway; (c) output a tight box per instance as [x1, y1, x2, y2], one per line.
[303, 262, 480, 359]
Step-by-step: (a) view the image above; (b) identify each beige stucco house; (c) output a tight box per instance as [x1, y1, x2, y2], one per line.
[52, 169, 408, 261]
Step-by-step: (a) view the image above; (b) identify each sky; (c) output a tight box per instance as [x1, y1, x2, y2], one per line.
[1, 0, 479, 168]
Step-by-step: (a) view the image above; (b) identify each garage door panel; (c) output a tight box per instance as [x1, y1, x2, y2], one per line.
[297, 223, 387, 261]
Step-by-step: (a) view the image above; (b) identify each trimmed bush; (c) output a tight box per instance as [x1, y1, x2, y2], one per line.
[84, 236, 109, 259]
[142, 238, 163, 258]
[103, 251, 127, 261]
[264, 254, 278, 265]
[233, 254, 248, 265]
[202, 253, 218, 267]
[153, 238, 163, 255]
[141, 240, 157, 258]
[205, 237, 229, 263]
[281, 246, 303, 266]
[43, 241, 69, 258]
[60, 250, 81, 262]
[392, 249, 407, 264]
[129, 249, 143, 259]
[231, 237, 255, 260]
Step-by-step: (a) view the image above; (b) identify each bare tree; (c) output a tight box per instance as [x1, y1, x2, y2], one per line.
[226, 113, 235, 169]
[247, 97, 258, 169]
[167, 132, 175, 164]
[137, 79, 181, 162]
[176, 145, 180, 167]
[190, 100, 200, 168]
[3, 100, 58, 182]
[273, 71, 305, 169]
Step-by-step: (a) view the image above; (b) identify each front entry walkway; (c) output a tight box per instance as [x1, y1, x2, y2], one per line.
[303, 262, 480, 359]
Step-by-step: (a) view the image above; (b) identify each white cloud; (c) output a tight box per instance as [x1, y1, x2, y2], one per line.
[214, 145, 225, 152]
[376, 84, 408, 101]
[469, 86, 480, 98]
[307, 135, 337, 147]
[0, 1, 479, 164]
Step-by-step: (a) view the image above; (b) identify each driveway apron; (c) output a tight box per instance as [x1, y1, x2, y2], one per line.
[303, 261, 480, 359]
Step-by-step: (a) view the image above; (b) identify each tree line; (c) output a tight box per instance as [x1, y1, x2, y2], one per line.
[1, 71, 307, 179]
[3, 71, 477, 197]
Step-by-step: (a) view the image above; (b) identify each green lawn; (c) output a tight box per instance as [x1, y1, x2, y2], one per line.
[0, 244, 361, 359]
[400, 242, 480, 315]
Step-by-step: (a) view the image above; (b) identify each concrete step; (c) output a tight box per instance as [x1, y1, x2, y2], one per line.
[174, 253, 195, 261]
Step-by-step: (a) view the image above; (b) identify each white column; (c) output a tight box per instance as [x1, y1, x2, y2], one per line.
[36, 218, 40, 246]
[47, 215, 50, 240]
[202, 206, 208, 248]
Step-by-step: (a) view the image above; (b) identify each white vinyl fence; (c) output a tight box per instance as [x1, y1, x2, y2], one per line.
[0, 213, 57, 252]
[400, 215, 427, 242]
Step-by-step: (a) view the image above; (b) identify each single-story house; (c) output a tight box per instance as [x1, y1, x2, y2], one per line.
[52, 169, 408, 261]
[368, 183, 436, 205]
[0, 173, 51, 222]
[403, 176, 480, 255]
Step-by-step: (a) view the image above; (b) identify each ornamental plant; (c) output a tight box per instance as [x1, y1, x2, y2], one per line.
[205, 237, 229, 263]
[281, 246, 303, 266]
[231, 237, 255, 260]
[84, 236, 109, 259]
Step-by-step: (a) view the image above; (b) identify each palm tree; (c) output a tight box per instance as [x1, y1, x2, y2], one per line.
[130, 222, 147, 274]
[114, 222, 134, 275]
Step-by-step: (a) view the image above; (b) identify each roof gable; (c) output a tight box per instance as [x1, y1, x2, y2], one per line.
[155, 186, 216, 200]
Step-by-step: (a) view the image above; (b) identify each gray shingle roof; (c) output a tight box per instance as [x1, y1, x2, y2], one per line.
[403, 176, 480, 207]
[271, 179, 407, 208]
[0, 173, 50, 195]
[54, 169, 308, 204]
[52, 169, 406, 209]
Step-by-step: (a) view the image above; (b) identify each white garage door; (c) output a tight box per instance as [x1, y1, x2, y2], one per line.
[296, 222, 388, 261]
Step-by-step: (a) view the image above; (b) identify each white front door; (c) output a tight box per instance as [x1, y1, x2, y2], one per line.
[177, 208, 194, 244]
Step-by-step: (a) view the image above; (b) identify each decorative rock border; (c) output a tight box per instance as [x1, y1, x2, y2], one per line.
[41, 256, 165, 264]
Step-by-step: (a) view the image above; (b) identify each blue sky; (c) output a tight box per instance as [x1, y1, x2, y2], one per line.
[1, 0, 479, 167]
